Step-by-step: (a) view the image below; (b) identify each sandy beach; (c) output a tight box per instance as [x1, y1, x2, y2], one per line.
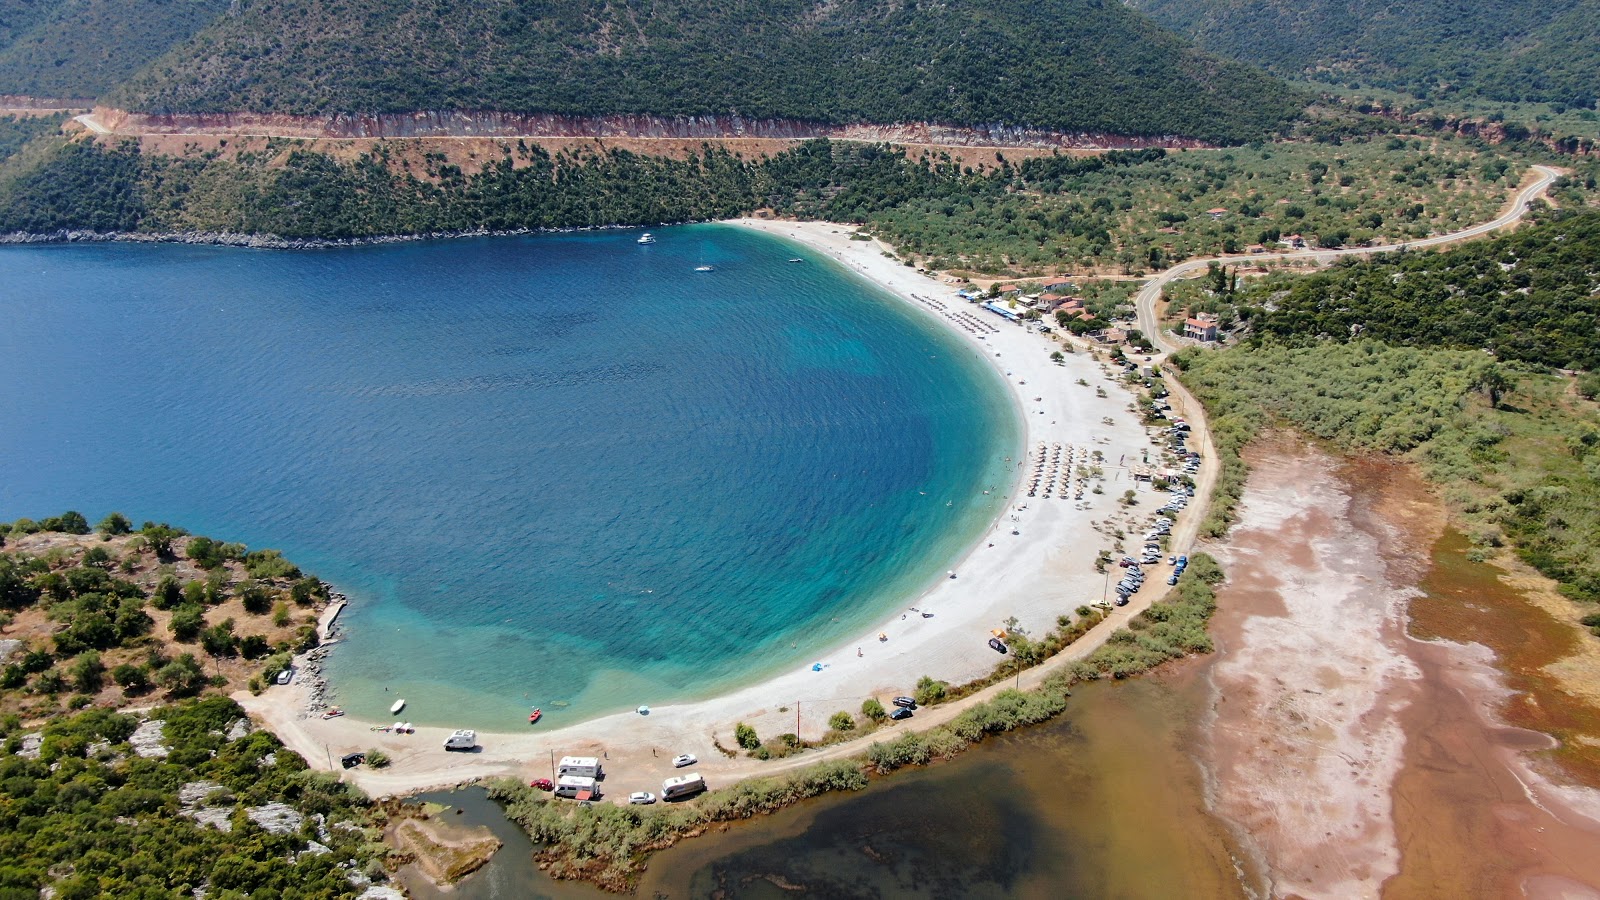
[238, 219, 1207, 800]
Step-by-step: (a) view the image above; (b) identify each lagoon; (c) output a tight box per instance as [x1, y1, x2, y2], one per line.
[0, 225, 1018, 726]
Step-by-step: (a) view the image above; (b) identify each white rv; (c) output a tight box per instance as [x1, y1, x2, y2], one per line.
[661, 773, 706, 800]
[554, 775, 599, 799]
[442, 729, 477, 751]
[557, 755, 603, 779]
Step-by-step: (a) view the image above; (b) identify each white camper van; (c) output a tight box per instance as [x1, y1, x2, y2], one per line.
[557, 755, 603, 779]
[442, 729, 477, 751]
[661, 773, 707, 800]
[554, 775, 598, 799]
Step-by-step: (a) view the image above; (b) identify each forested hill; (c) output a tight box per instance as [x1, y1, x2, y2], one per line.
[1130, 0, 1600, 109]
[106, 0, 1306, 144]
[1244, 211, 1600, 371]
[0, 0, 231, 99]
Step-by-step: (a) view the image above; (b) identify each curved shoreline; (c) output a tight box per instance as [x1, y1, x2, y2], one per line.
[239, 219, 1169, 800]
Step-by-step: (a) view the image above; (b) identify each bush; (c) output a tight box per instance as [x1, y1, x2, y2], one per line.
[913, 675, 948, 706]
[70, 651, 105, 693]
[170, 604, 204, 642]
[365, 749, 390, 768]
[155, 653, 207, 696]
[828, 711, 856, 732]
[734, 722, 760, 750]
[861, 698, 887, 722]
[96, 512, 132, 536]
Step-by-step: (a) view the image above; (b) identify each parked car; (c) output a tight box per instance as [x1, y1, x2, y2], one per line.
[892, 696, 918, 709]
[672, 754, 697, 768]
[629, 792, 657, 805]
[340, 753, 365, 769]
[1115, 595, 1129, 606]
[1178, 555, 1188, 566]
[988, 637, 1009, 654]
[530, 778, 554, 791]
[890, 707, 914, 721]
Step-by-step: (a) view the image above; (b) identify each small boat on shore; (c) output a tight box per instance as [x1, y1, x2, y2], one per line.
[321, 707, 344, 719]
[637, 233, 656, 244]
[529, 708, 542, 724]
[390, 698, 406, 715]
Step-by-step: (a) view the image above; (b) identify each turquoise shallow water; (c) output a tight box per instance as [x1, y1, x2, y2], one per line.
[0, 225, 1018, 726]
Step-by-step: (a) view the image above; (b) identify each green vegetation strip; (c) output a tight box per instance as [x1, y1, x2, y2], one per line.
[485, 554, 1224, 891]
[1175, 340, 1600, 617]
[0, 132, 1531, 280]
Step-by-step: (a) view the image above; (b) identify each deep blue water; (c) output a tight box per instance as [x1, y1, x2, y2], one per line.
[0, 225, 1018, 726]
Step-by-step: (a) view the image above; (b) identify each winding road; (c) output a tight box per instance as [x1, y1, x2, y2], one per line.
[1135, 164, 1563, 353]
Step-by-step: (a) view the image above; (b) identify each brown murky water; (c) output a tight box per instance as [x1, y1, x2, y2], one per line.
[414, 676, 1255, 899]
[1202, 437, 1600, 899]
[637, 676, 1253, 899]
[1388, 531, 1600, 900]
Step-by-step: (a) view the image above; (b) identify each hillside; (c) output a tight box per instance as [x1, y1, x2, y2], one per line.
[0, 0, 229, 99]
[1131, 0, 1600, 109]
[1235, 211, 1600, 371]
[107, 0, 1306, 143]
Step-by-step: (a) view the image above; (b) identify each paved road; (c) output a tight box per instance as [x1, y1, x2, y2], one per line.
[1135, 164, 1563, 353]
[73, 113, 111, 134]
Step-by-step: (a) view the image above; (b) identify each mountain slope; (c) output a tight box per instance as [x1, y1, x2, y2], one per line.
[0, 0, 229, 99]
[1131, 0, 1600, 108]
[108, 0, 1307, 143]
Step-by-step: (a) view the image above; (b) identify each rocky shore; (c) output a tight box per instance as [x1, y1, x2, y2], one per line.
[292, 590, 351, 718]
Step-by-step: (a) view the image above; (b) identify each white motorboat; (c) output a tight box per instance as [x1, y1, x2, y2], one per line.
[390, 698, 406, 714]
[637, 233, 656, 244]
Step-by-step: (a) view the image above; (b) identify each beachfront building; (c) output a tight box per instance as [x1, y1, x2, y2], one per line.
[983, 299, 1023, 322]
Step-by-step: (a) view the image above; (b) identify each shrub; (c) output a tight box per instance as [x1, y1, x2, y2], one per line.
[96, 512, 132, 536]
[169, 604, 204, 642]
[366, 749, 390, 768]
[913, 675, 948, 706]
[828, 711, 855, 731]
[734, 722, 760, 750]
[70, 651, 106, 693]
[861, 698, 887, 722]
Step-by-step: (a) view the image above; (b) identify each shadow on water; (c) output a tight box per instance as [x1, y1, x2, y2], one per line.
[417, 679, 1251, 899]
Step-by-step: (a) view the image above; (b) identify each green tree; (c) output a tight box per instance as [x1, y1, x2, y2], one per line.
[169, 604, 204, 642]
[734, 722, 760, 750]
[111, 663, 150, 693]
[1477, 363, 1513, 409]
[70, 651, 105, 693]
[201, 619, 238, 657]
[141, 523, 182, 559]
[96, 512, 133, 536]
[913, 675, 948, 706]
[154, 653, 206, 696]
[151, 574, 182, 610]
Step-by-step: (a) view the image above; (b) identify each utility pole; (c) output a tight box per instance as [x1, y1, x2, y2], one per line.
[795, 701, 801, 737]
[549, 749, 556, 784]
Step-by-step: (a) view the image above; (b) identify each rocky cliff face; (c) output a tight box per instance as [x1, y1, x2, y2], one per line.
[94, 108, 1212, 150]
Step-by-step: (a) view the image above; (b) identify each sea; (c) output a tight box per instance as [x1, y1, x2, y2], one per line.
[0, 224, 1019, 726]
